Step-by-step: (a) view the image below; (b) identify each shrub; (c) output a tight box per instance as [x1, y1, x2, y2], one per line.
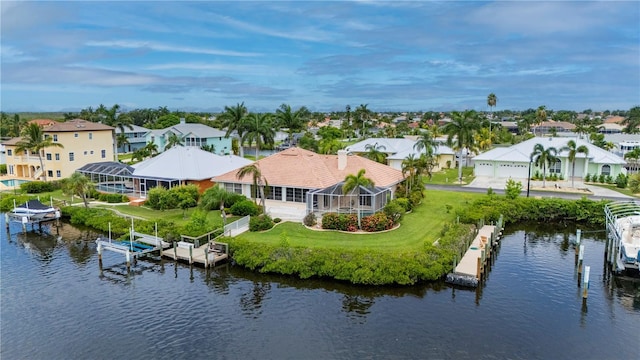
[598, 174, 606, 183]
[383, 200, 405, 224]
[504, 179, 522, 200]
[0, 164, 6, 175]
[361, 212, 394, 232]
[303, 212, 317, 227]
[487, 187, 494, 196]
[249, 214, 274, 231]
[629, 173, 640, 193]
[615, 174, 628, 189]
[321, 213, 358, 231]
[605, 175, 613, 184]
[180, 210, 211, 237]
[20, 181, 55, 193]
[230, 200, 259, 216]
[584, 174, 591, 182]
[98, 193, 128, 203]
[273, 217, 282, 223]
[394, 197, 411, 212]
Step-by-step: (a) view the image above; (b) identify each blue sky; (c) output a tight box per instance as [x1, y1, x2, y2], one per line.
[1, 1, 639, 113]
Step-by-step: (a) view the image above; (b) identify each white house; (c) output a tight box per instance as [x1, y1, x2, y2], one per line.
[473, 137, 627, 180]
[345, 137, 455, 171]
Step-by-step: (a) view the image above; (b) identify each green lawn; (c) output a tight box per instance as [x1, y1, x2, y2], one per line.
[425, 166, 475, 185]
[586, 183, 639, 198]
[92, 204, 231, 228]
[234, 189, 482, 250]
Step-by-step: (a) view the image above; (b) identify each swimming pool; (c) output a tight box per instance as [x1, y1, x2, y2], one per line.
[0, 179, 30, 187]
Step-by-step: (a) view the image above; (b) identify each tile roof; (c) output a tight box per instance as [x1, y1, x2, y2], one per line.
[132, 146, 253, 180]
[1, 137, 22, 146]
[213, 147, 405, 189]
[45, 119, 114, 132]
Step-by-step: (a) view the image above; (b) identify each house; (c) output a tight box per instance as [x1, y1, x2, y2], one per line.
[115, 124, 151, 153]
[146, 119, 231, 154]
[597, 123, 623, 134]
[212, 147, 405, 221]
[473, 137, 627, 180]
[345, 137, 455, 171]
[531, 120, 575, 135]
[77, 146, 253, 197]
[2, 119, 114, 181]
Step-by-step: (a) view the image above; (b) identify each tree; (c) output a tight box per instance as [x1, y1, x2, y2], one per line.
[534, 105, 547, 135]
[165, 132, 185, 150]
[65, 172, 93, 208]
[530, 143, 558, 188]
[275, 104, 310, 146]
[621, 106, 640, 134]
[413, 130, 437, 157]
[487, 93, 497, 132]
[116, 133, 130, 153]
[143, 141, 159, 159]
[441, 110, 480, 183]
[474, 127, 495, 151]
[345, 105, 352, 141]
[14, 123, 64, 181]
[401, 154, 418, 196]
[342, 169, 374, 229]
[242, 113, 276, 159]
[560, 140, 589, 188]
[97, 104, 134, 160]
[236, 164, 268, 209]
[354, 104, 373, 138]
[219, 102, 249, 155]
[364, 142, 387, 164]
[624, 148, 640, 174]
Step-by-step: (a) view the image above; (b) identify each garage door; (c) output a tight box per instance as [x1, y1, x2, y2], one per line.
[474, 162, 494, 177]
[497, 163, 529, 179]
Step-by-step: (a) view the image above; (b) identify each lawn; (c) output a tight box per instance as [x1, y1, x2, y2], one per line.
[234, 189, 482, 251]
[92, 204, 231, 228]
[424, 166, 475, 185]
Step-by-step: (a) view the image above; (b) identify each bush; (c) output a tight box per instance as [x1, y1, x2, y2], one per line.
[180, 210, 211, 237]
[504, 179, 522, 200]
[98, 193, 128, 203]
[249, 214, 274, 231]
[0, 164, 6, 175]
[321, 213, 358, 231]
[383, 200, 405, 224]
[605, 175, 613, 184]
[615, 174, 627, 188]
[394, 197, 411, 212]
[303, 213, 317, 227]
[598, 174, 606, 183]
[273, 218, 282, 223]
[20, 181, 55, 193]
[360, 212, 394, 232]
[629, 174, 640, 193]
[230, 200, 259, 216]
[584, 174, 591, 182]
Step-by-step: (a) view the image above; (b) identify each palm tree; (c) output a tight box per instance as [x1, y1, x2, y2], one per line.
[624, 148, 640, 174]
[219, 102, 248, 155]
[342, 169, 375, 229]
[534, 105, 547, 135]
[354, 104, 373, 138]
[621, 106, 640, 134]
[65, 172, 93, 208]
[14, 123, 64, 181]
[242, 113, 276, 159]
[345, 105, 352, 141]
[364, 142, 387, 164]
[560, 140, 589, 188]
[474, 128, 495, 151]
[275, 104, 310, 146]
[402, 154, 418, 196]
[530, 143, 558, 188]
[319, 138, 343, 154]
[441, 110, 480, 183]
[487, 93, 497, 133]
[164, 132, 184, 150]
[116, 133, 130, 153]
[236, 164, 268, 209]
[143, 141, 159, 159]
[413, 130, 437, 157]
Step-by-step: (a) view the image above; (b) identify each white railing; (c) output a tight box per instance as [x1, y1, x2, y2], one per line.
[224, 215, 250, 236]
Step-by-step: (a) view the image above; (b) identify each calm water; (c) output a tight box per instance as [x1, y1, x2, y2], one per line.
[1, 217, 639, 360]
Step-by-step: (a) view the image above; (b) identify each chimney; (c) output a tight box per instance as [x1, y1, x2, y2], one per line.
[338, 150, 348, 170]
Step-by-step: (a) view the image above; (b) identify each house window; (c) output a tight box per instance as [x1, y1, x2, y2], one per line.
[286, 188, 308, 203]
[9, 165, 14, 175]
[84, 151, 88, 155]
[55, 153, 60, 161]
[56, 170, 61, 178]
[89, 133, 93, 140]
[550, 159, 562, 174]
[266, 186, 282, 200]
[74, 133, 78, 138]
[90, 150, 94, 155]
[46, 153, 52, 160]
[53, 135, 58, 141]
[101, 150, 106, 158]
[7, 149, 12, 156]
[601, 164, 611, 176]
[44, 134, 50, 140]
[185, 137, 202, 147]
[69, 152, 75, 161]
[47, 170, 53, 178]
[224, 183, 242, 194]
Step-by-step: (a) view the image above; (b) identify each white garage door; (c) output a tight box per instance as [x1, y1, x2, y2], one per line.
[497, 163, 529, 179]
[474, 162, 494, 177]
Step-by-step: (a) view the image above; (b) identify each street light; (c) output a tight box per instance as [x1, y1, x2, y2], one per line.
[527, 161, 532, 197]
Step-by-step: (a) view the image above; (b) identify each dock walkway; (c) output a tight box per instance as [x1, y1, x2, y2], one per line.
[162, 241, 229, 268]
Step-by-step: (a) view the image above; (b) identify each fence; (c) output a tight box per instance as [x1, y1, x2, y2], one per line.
[224, 215, 250, 237]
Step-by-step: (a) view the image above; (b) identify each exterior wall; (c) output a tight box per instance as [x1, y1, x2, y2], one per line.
[586, 163, 624, 178]
[205, 137, 232, 155]
[185, 179, 214, 193]
[388, 154, 454, 171]
[117, 131, 148, 153]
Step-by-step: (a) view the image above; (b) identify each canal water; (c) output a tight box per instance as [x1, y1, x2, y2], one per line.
[1, 217, 638, 360]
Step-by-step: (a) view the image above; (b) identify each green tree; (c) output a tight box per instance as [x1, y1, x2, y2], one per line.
[143, 141, 159, 159]
[413, 129, 437, 157]
[441, 110, 480, 183]
[534, 105, 547, 135]
[14, 123, 64, 181]
[275, 103, 310, 146]
[64, 172, 93, 208]
[401, 154, 418, 196]
[236, 164, 268, 209]
[504, 178, 522, 200]
[530, 143, 558, 188]
[364, 142, 387, 164]
[621, 106, 640, 134]
[116, 133, 130, 153]
[242, 113, 276, 159]
[354, 104, 373, 138]
[487, 93, 497, 132]
[560, 140, 589, 188]
[219, 103, 249, 155]
[342, 169, 374, 229]
[624, 148, 640, 174]
[165, 132, 185, 150]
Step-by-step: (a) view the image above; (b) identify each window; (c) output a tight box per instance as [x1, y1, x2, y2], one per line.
[44, 134, 50, 140]
[185, 137, 202, 147]
[90, 150, 94, 155]
[69, 152, 75, 161]
[46, 153, 52, 161]
[101, 150, 106, 158]
[601, 164, 611, 176]
[47, 170, 53, 178]
[55, 153, 60, 161]
[74, 133, 78, 138]
[286, 188, 308, 203]
[56, 170, 61, 178]
[53, 134, 58, 141]
[8, 165, 14, 175]
[266, 186, 282, 200]
[550, 159, 562, 174]
[84, 151, 88, 155]
[224, 183, 242, 194]
[7, 149, 12, 156]
[89, 133, 93, 140]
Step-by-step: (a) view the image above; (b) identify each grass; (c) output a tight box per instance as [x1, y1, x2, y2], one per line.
[425, 166, 475, 185]
[586, 183, 639, 198]
[91, 204, 232, 228]
[234, 189, 483, 251]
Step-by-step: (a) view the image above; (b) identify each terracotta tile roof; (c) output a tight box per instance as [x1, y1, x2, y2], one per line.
[213, 147, 404, 189]
[45, 119, 113, 132]
[28, 119, 59, 127]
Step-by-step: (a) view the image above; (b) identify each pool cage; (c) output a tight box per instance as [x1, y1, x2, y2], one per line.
[306, 182, 391, 217]
[76, 162, 136, 194]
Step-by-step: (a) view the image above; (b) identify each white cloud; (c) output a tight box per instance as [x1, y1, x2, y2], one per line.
[85, 40, 261, 57]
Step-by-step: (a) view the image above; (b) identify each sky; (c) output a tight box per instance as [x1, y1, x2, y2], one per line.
[1, 1, 639, 113]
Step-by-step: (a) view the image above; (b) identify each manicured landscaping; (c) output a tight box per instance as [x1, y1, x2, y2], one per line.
[425, 166, 475, 185]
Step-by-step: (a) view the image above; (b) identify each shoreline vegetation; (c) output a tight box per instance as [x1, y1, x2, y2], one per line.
[3, 189, 608, 285]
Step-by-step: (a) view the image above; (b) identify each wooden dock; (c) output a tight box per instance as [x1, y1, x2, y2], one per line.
[446, 216, 504, 287]
[162, 241, 229, 268]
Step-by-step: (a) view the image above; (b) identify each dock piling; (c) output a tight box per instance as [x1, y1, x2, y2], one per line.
[582, 266, 590, 299]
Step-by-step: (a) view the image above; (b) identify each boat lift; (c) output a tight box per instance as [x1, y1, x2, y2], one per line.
[96, 221, 170, 268]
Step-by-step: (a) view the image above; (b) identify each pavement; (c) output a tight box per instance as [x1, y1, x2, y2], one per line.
[464, 176, 634, 200]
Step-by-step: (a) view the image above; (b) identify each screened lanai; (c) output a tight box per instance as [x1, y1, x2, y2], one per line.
[77, 162, 136, 194]
[306, 182, 391, 216]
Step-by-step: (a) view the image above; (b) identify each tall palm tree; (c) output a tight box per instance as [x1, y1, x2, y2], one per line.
[345, 105, 352, 141]
[65, 172, 93, 208]
[364, 142, 387, 164]
[236, 164, 268, 209]
[354, 104, 373, 138]
[116, 133, 130, 153]
[342, 169, 375, 229]
[143, 141, 159, 159]
[534, 105, 547, 135]
[242, 113, 276, 159]
[14, 123, 64, 181]
[441, 110, 480, 183]
[275, 104, 310, 146]
[530, 143, 558, 188]
[621, 106, 640, 134]
[219, 102, 248, 155]
[474, 127, 495, 151]
[164, 132, 185, 150]
[413, 129, 437, 157]
[401, 154, 418, 196]
[487, 93, 497, 133]
[560, 140, 589, 188]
